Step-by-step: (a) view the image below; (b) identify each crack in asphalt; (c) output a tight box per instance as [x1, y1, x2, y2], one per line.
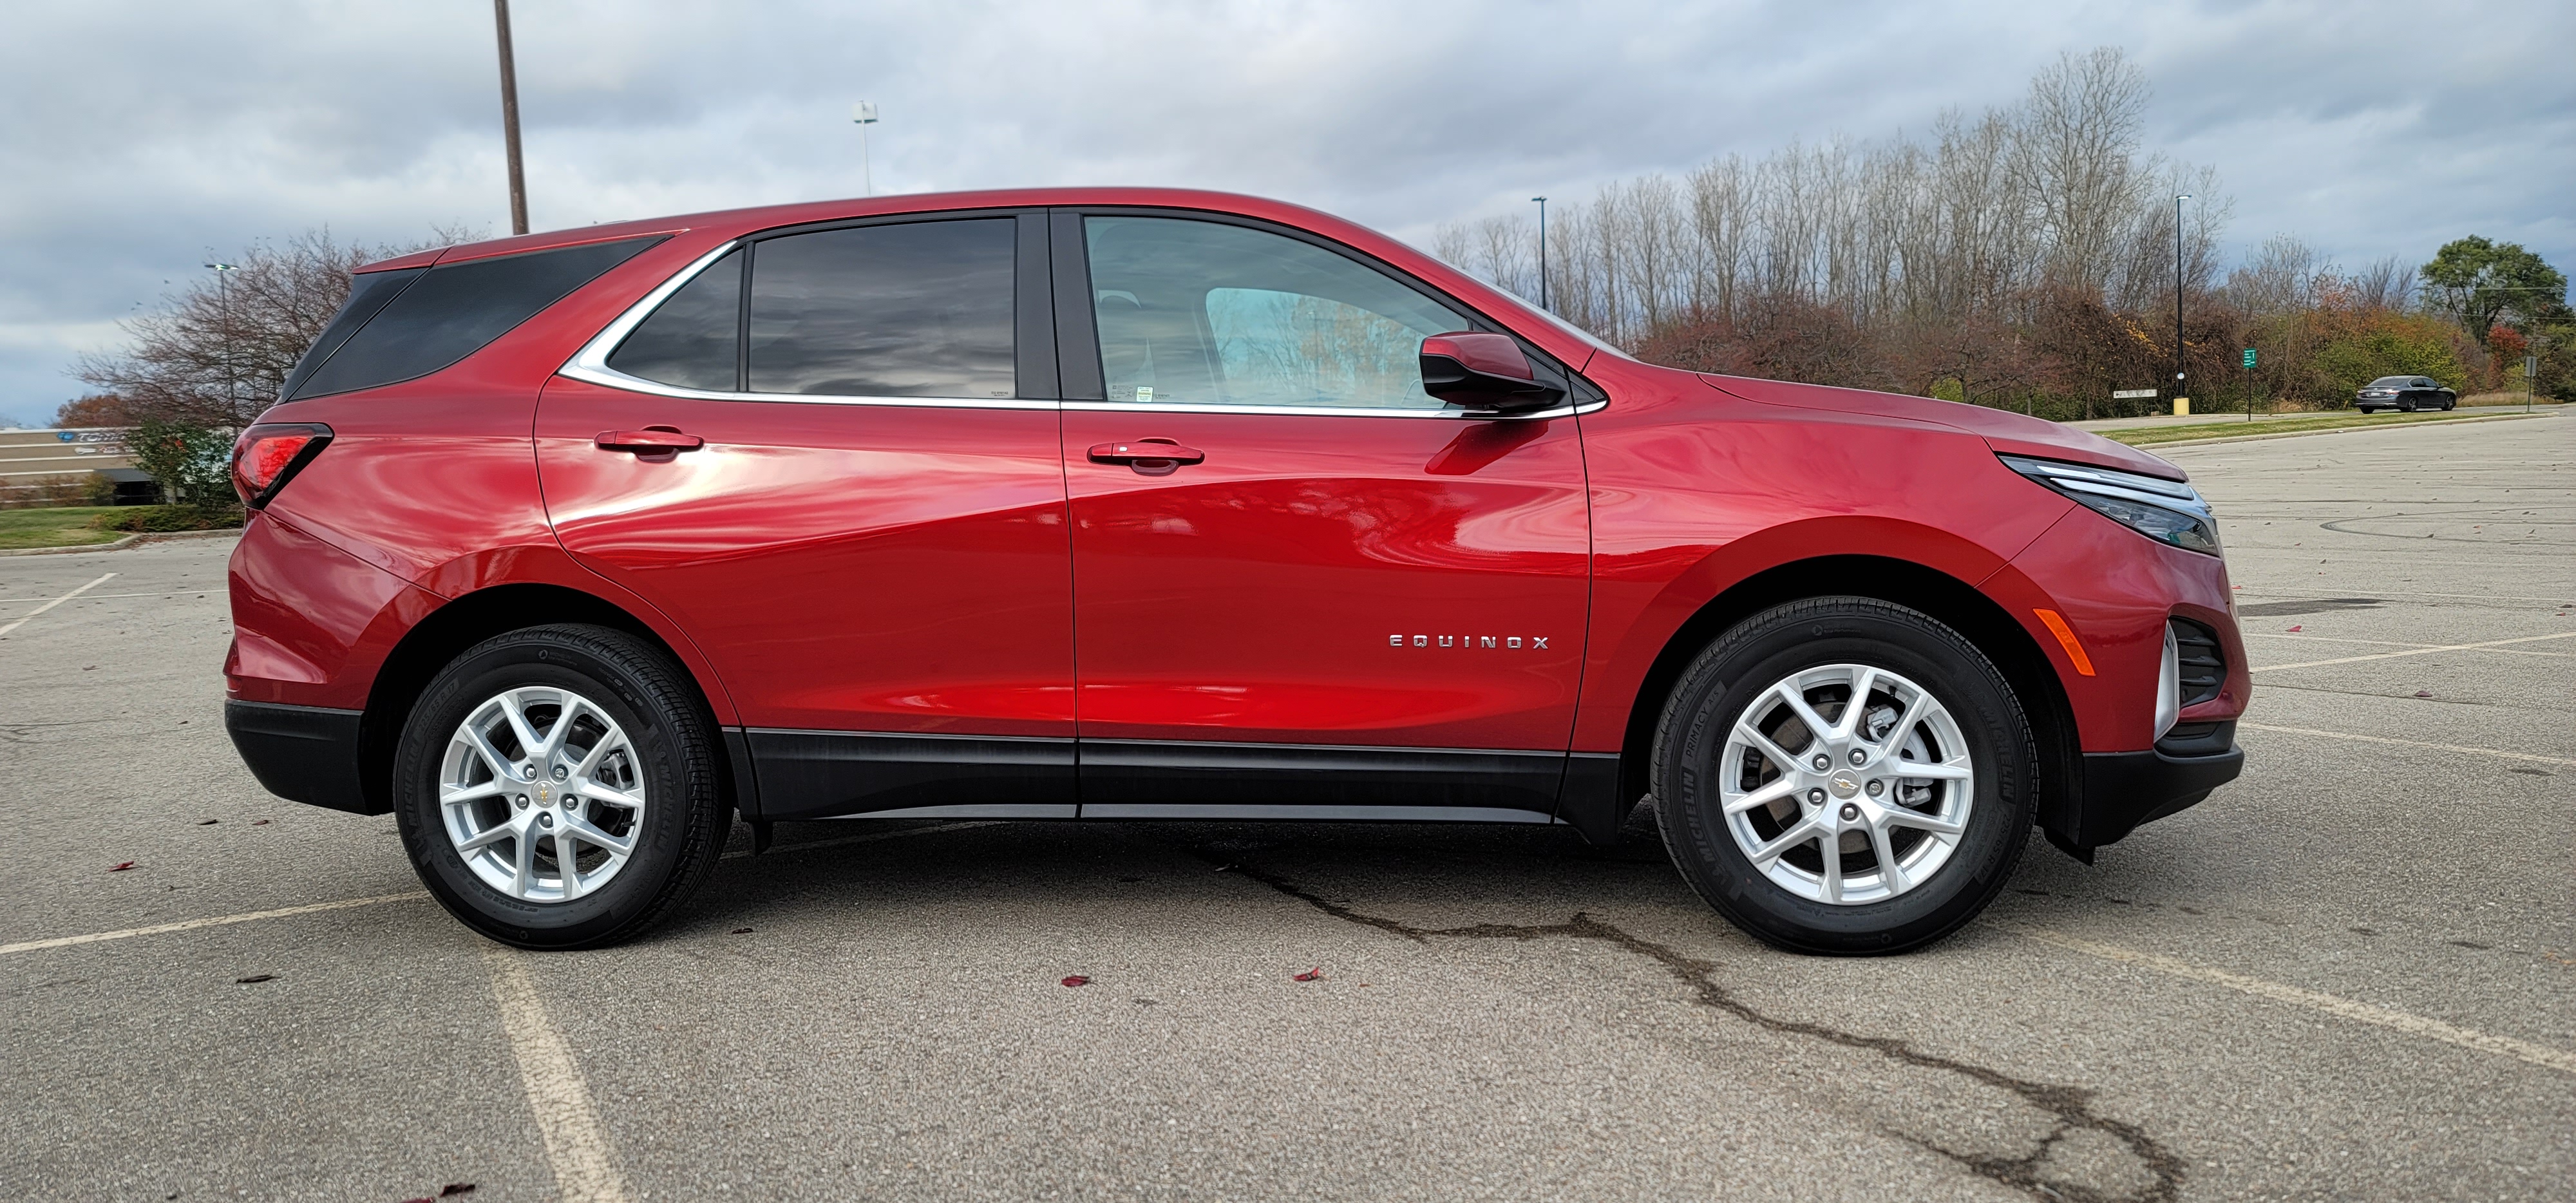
[1200, 849, 2183, 1203]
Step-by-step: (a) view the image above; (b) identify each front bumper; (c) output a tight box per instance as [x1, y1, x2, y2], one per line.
[2044, 724, 2243, 860]
[225, 700, 382, 815]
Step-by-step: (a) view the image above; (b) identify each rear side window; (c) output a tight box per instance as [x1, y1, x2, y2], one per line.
[747, 219, 1016, 398]
[279, 267, 424, 399]
[607, 249, 743, 392]
[290, 236, 663, 400]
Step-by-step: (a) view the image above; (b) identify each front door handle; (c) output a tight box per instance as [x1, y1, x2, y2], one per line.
[595, 428, 705, 455]
[1087, 439, 1204, 476]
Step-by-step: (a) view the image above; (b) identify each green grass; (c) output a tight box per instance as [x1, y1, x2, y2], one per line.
[0, 506, 127, 550]
[2102, 408, 2521, 447]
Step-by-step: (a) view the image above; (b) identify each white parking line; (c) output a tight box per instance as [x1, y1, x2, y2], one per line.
[2236, 721, 2575, 768]
[2249, 630, 2576, 672]
[2241, 631, 2576, 658]
[2001, 925, 2576, 1077]
[484, 946, 633, 1203]
[0, 589, 216, 605]
[0, 822, 987, 958]
[0, 891, 429, 958]
[0, 571, 117, 636]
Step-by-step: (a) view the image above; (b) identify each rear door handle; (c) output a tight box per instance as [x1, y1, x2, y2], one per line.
[1087, 439, 1204, 475]
[595, 428, 705, 455]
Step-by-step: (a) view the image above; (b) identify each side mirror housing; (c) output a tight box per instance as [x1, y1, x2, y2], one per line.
[1420, 332, 1566, 413]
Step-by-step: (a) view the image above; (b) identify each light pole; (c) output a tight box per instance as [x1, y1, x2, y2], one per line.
[1531, 196, 1548, 310]
[2173, 193, 2191, 415]
[204, 262, 238, 426]
[491, 0, 529, 235]
[852, 102, 880, 196]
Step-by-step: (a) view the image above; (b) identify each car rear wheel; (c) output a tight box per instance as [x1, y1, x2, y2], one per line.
[395, 624, 728, 949]
[1652, 597, 2035, 954]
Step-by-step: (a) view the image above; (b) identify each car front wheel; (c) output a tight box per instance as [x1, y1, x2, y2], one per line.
[394, 624, 728, 949]
[1653, 598, 2036, 954]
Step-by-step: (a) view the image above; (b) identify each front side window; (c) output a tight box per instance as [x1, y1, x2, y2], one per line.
[1083, 216, 1470, 410]
[747, 219, 1016, 398]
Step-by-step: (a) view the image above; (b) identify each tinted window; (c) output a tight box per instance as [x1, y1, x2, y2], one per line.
[747, 220, 1016, 397]
[292, 236, 662, 400]
[607, 249, 743, 392]
[1083, 216, 1468, 410]
[281, 267, 424, 399]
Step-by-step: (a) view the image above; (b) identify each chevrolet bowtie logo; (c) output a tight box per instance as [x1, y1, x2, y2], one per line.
[1389, 634, 1550, 650]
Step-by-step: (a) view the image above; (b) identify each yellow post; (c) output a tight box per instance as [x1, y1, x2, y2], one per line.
[2173, 396, 2191, 416]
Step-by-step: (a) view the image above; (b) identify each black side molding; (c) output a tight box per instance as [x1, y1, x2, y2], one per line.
[744, 729, 1076, 820]
[225, 701, 381, 815]
[1077, 739, 1566, 815]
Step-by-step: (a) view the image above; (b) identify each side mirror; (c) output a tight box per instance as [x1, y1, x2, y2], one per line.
[1420, 332, 1566, 413]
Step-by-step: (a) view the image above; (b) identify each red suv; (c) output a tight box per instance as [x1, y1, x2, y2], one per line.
[223, 189, 2248, 954]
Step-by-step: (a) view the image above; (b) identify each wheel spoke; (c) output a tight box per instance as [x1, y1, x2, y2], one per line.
[573, 779, 645, 810]
[509, 828, 536, 898]
[1817, 833, 1844, 904]
[1734, 723, 1802, 774]
[441, 779, 510, 806]
[1883, 807, 1964, 837]
[498, 691, 547, 761]
[1722, 775, 1800, 815]
[461, 724, 517, 782]
[457, 822, 516, 853]
[1869, 822, 1908, 894]
[1875, 690, 1930, 753]
[1891, 759, 1973, 782]
[571, 731, 618, 778]
[562, 814, 634, 858]
[554, 831, 585, 898]
[1747, 817, 1821, 868]
[1834, 667, 1879, 739]
[1775, 685, 1834, 749]
[537, 696, 586, 762]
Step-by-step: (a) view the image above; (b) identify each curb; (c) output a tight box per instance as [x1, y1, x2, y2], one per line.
[2117, 412, 2554, 451]
[0, 527, 243, 558]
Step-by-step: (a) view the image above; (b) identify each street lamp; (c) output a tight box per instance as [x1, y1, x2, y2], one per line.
[2174, 193, 2192, 415]
[852, 102, 880, 196]
[1531, 196, 1548, 310]
[204, 262, 238, 424]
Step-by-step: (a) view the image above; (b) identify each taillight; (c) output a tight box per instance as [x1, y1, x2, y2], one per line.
[231, 422, 333, 508]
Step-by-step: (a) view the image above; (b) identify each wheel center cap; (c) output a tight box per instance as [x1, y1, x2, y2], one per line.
[1826, 770, 1862, 799]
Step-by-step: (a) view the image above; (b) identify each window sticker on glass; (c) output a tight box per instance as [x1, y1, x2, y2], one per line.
[1135, 386, 1153, 403]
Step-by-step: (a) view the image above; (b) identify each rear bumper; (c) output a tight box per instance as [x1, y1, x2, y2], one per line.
[2045, 735, 2244, 858]
[225, 700, 382, 815]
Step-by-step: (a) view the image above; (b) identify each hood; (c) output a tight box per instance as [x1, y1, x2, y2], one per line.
[1699, 374, 2187, 482]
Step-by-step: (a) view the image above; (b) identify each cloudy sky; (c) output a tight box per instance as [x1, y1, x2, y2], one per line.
[3, 0, 2568, 426]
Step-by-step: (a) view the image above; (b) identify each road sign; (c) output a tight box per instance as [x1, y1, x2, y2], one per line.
[2528, 355, 2541, 377]
[2111, 388, 2159, 399]
[2242, 348, 2257, 368]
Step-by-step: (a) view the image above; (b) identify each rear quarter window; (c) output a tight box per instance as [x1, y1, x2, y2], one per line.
[288, 236, 664, 400]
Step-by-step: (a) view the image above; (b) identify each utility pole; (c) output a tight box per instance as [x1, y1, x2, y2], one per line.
[1531, 196, 1548, 310]
[2173, 193, 2191, 415]
[853, 103, 880, 196]
[493, 0, 529, 235]
[204, 262, 237, 427]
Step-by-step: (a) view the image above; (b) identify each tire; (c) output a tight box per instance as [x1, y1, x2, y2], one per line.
[394, 624, 728, 949]
[1652, 598, 2036, 954]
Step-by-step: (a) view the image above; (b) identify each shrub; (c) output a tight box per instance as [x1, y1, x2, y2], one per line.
[88, 505, 246, 533]
[2306, 312, 2470, 405]
[128, 417, 237, 512]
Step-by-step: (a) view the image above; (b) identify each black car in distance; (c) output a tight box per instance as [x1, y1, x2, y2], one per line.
[2353, 375, 2456, 412]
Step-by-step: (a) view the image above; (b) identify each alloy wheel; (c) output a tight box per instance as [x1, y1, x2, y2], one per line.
[439, 686, 647, 902]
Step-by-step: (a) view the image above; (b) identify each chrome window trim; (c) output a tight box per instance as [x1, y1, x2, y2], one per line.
[1061, 397, 1605, 421]
[562, 234, 1609, 419]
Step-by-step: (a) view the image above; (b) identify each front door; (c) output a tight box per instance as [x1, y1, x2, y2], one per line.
[538, 213, 1077, 819]
[1056, 214, 1592, 819]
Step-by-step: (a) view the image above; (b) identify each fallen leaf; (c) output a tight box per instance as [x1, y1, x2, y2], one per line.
[196, 819, 218, 826]
[1293, 967, 1324, 982]
[730, 927, 753, 934]
[1061, 975, 1091, 987]
[234, 974, 276, 985]
[440, 1185, 477, 1197]
[2286, 625, 2302, 632]
[108, 862, 137, 872]
[2414, 690, 2433, 698]
[251, 819, 270, 826]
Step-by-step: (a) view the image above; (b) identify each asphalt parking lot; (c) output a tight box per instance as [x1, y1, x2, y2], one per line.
[3, 412, 2569, 1202]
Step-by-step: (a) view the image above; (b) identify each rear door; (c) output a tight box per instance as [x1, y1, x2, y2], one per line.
[1054, 212, 1593, 819]
[538, 211, 1077, 819]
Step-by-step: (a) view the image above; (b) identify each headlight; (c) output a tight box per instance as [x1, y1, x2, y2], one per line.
[2000, 454, 2221, 555]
